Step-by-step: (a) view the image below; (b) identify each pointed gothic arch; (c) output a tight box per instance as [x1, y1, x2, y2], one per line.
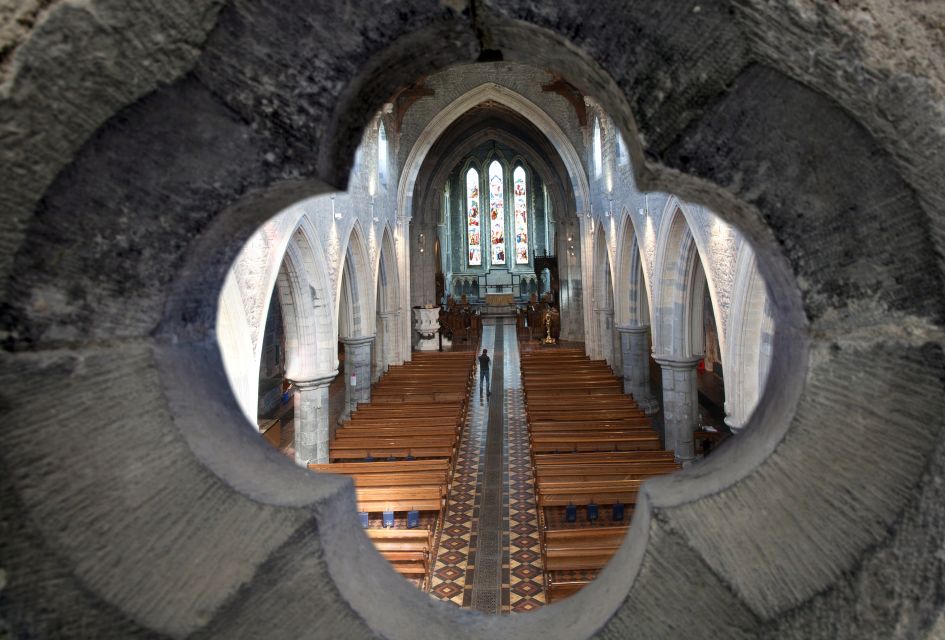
[652, 198, 725, 362]
[398, 82, 591, 223]
[614, 211, 651, 328]
[374, 225, 402, 378]
[336, 221, 375, 340]
[725, 247, 774, 432]
[217, 210, 337, 424]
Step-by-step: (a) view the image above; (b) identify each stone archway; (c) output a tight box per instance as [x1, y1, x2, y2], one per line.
[3, 5, 944, 640]
[725, 248, 773, 433]
[652, 203, 725, 461]
[337, 221, 375, 413]
[403, 83, 587, 340]
[614, 212, 658, 414]
[217, 210, 337, 426]
[374, 226, 402, 381]
[398, 82, 591, 225]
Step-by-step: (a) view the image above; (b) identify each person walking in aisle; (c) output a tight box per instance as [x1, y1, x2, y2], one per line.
[478, 348, 491, 400]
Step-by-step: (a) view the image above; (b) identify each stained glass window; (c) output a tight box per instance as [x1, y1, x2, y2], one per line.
[466, 168, 481, 266]
[488, 161, 506, 265]
[513, 166, 529, 264]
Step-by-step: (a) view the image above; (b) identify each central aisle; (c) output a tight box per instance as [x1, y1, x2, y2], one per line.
[429, 318, 546, 613]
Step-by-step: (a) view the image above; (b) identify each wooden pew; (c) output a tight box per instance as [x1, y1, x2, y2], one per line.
[532, 451, 675, 467]
[530, 432, 662, 454]
[365, 529, 435, 588]
[329, 442, 455, 462]
[529, 418, 653, 431]
[535, 479, 642, 509]
[355, 486, 444, 513]
[321, 350, 475, 590]
[521, 349, 681, 603]
[543, 527, 629, 603]
[527, 407, 646, 421]
[309, 459, 450, 476]
[535, 463, 680, 482]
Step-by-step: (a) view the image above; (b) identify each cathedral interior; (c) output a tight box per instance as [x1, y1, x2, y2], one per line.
[2, 2, 945, 639]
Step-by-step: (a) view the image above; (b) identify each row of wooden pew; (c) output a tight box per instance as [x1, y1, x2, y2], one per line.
[310, 351, 476, 589]
[520, 348, 680, 602]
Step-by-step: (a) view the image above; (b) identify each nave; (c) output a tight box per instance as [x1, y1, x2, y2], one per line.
[296, 317, 680, 613]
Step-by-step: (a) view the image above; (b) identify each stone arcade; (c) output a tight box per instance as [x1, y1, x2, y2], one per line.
[2, 2, 944, 639]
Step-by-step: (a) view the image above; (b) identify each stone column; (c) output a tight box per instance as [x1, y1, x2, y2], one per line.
[341, 336, 374, 417]
[290, 373, 336, 466]
[653, 355, 703, 463]
[618, 325, 660, 415]
[375, 312, 397, 381]
[597, 308, 615, 371]
[390, 310, 403, 364]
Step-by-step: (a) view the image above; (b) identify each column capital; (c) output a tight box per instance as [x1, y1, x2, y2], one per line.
[616, 323, 650, 335]
[290, 372, 338, 390]
[653, 354, 703, 369]
[340, 335, 375, 347]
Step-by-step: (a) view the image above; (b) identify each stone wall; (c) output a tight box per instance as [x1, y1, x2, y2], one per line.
[2, 2, 944, 639]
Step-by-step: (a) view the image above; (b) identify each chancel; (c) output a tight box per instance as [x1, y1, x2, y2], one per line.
[4, 3, 945, 639]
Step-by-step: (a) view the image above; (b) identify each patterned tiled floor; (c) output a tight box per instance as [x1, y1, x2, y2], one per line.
[504, 324, 546, 612]
[428, 319, 546, 613]
[428, 326, 494, 606]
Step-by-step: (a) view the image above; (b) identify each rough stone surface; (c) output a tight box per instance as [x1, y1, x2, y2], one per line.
[2, 1, 945, 639]
[0, 0, 225, 293]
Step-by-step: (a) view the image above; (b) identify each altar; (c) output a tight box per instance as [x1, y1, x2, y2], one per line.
[485, 293, 514, 306]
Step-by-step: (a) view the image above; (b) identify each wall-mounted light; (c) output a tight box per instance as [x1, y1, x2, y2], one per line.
[418, 232, 425, 254]
[606, 196, 614, 217]
[331, 195, 342, 220]
[371, 196, 379, 223]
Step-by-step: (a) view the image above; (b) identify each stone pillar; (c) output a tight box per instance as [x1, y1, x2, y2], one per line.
[653, 355, 702, 463]
[341, 336, 374, 418]
[597, 308, 615, 371]
[375, 312, 398, 381]
[618, 325, 660, 415]
[290, 373, 336, 466]
[373, 313, 387, 384]
[390, 310, 403, 364]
